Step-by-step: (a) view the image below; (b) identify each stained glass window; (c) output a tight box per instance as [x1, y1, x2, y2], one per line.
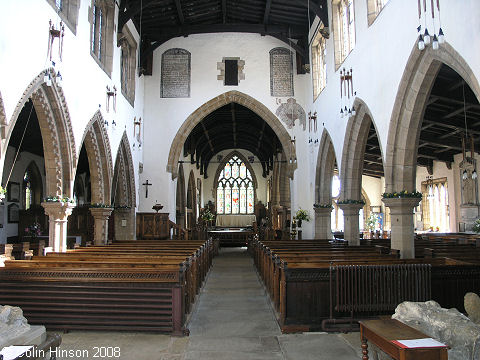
[216, 155, 255, 215]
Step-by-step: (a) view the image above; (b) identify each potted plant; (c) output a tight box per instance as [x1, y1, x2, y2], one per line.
[295, 208, 310, 228]
[472, 219, 480, 233]
[25, 222, 42, 240]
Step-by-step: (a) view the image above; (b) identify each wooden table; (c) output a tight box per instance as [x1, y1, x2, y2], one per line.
[359, 319, 448, 360]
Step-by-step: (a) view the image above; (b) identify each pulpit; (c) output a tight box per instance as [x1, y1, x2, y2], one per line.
[136, 212, 170, 239]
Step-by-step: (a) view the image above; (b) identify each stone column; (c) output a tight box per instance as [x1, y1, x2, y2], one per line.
[382, 197, 421, 259]
[89, 207, 114, 245]
[41, 201, 75, 252]
[314, 207, 333, 239]
[338, 203, 364, 246]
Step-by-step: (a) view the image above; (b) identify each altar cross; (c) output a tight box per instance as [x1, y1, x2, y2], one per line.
[142, 180, 152, 198]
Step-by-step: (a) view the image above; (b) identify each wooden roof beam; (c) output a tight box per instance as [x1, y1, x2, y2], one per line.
[291, 0, 329, 32]
[174, 0, 185, 25]
[222, 0, 227, 24]
[263, 0, 272, 24]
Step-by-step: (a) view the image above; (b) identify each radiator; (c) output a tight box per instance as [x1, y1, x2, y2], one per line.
[331, 264, 431, 314]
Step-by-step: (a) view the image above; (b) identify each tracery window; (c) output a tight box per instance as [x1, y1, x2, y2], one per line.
[332, 0, 356, 69]
[119, 26, 137, 106]
[24, 171, 32, 211]
[367, 0, 390, 25]
[312, 27, 327, 101]
[216, 156, 254, 214]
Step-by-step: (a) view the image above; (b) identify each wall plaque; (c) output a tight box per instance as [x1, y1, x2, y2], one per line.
[270, 47, 294, 97]
[161, 48, 191, 98]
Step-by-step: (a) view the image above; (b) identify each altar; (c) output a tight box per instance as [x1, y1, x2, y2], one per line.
[215, 214, 256, 227]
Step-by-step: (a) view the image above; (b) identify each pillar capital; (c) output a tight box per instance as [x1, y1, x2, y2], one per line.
[42, 201, 75, 219]
[337, 203, 363, 246]
[41, 201, 75, 252]
[89, 207, 114, 245]
[314, 207, 333, 216]
[382, 197, 421, 259]
[337, 202, 364, 214]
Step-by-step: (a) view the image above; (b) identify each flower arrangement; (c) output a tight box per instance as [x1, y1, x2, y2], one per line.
[295, 208, 310, 222]
[337, 199, 365, 205]
[25, 222, 42, 238]
[199, 208, 215, 221]
[90, 203, 111, 208]
[0, 185, 6, 200]
[472, 219, 480, 233]
[115, 205, 131, 210]
[313, 203, 333, 209]
[43, 196, 75, 203]
[382, 190, 422, 199]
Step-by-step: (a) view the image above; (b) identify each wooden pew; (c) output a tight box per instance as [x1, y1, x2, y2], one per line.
[0, 239, 215, 335]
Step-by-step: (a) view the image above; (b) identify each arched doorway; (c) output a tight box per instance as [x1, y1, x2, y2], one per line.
[1, 69, 76, 250]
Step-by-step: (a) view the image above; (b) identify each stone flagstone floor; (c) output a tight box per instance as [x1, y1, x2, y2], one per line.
[52, 247, 362, 360]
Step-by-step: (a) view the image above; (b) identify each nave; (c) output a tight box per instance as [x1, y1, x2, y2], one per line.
[53, 247, 361, 360]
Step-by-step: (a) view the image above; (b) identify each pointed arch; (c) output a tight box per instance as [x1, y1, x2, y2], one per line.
[213, 150, 259, 191]
[340, 98, 384, 200]
[112, 131, 136, 207]
[315, 129, 338, 204]
[176, 163, 186, 227]
[79, 110, 113, 204]
[23, 161, 44, 207]
[385, 42, 480, 192]
[3, 68, 76, 197]
[186, 170, 197, 227]
[167, 90, 297, 180]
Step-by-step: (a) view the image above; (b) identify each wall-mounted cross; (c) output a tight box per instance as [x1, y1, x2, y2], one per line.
[142, 180, 152, 198]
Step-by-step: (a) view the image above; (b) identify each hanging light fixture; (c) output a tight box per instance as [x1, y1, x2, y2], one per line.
[417, 0, 445, 51]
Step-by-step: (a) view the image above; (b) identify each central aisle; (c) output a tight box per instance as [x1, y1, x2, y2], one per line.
[185, 247, 361, 360]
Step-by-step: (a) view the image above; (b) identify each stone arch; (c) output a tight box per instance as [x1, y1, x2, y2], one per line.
[112, 131, 136, 207]
[79, 110, 113, 204]
[186, 170, 197, 228]
[167, 90, 296, 180]
[111, 131, 136, 240]
[176, 164, 186, 227]
[340, 98, 384, 200]
[385, 42, 480, 192]
[3, 68, 76, 197]
[315, 129, 338, 204]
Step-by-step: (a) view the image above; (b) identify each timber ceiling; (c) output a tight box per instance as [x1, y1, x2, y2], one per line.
[363, 64, 480, 179]
[9, 100, 45, 158]
[418, 64, 480, 171]
[118, 0, 329, 72]
[183, 102, 282, 178]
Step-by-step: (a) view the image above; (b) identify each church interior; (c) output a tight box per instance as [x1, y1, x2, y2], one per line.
[0, 0, 479, 359]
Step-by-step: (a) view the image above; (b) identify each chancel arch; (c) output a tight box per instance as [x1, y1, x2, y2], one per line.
[111, 131, 136, 240]
[339, 98, 384, 245]
[167, 91, 297, 180]
[314, 129, 338, 239]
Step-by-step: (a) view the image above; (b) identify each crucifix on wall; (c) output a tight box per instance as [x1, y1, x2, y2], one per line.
[142, 180, 152, 198]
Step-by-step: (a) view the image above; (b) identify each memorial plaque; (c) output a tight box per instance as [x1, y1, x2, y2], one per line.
[270, 47, 294, 97]
[161, 48, 191, 98]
